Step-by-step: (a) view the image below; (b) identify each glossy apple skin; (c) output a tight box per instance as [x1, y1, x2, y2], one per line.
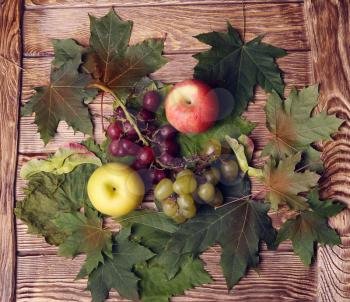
[87, 163, 145, 217]
[165, 79, 219, 133]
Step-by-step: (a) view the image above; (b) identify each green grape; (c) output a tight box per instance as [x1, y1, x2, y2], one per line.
[211, 190, 223, 207]
[204, 167, 220, 185]
[161, 198, 178, 217]
[177, 194, 195, 210]
[176, 169, 194, 179]
[173, 175, 197, 195]
[181, 205, 196, 219]
[172, 213, 187, 224]
[220, 160, 239, 181]
[154, 178, 174, 201]
[202, 139, 221, 158]
[197, 182, 216, 203]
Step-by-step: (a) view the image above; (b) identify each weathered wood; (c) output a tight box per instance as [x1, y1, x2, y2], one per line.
[25, 0, 303, 10]
[23, 3, 308, 57]
[304, 1, 350, 301]
[0, 1, 22, 301]
[16, 250, 316, 302]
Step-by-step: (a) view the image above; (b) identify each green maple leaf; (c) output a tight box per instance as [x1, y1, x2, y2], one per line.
[136, 255, 212, 302]
[276, 190, 344, 266]
[158, 200, 276, 289]
[83, 229, 154, 302]
[15, 164, 96, 245]
[178, 116, 255, 156]
[263, 86, 343, 170]
[118, 210, 179, 253]
[22, 38, 97, 144]
[194, 22, 286, 116]
[51, 39, 85, 70]
[54, 209, 112, 274]
[86, 9, 168, 99]
[262, 153, 320, 211]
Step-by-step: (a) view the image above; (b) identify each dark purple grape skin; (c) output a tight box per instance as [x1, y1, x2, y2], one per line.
[119, 139, 140, 156]
[123, 121, 138, 139]
[114, 107, 126, 119]
[160, 139, 179, 156]
[136, 146, 155, 167]
[109, 140, 126, 157]
[106, 122, 123, 140]
[154, 169, 167, 183]
[137, 109, 155, 122]
[159, 153, 174, 166]
[143, 91, 161, 112]
[159, 124, 177, 140]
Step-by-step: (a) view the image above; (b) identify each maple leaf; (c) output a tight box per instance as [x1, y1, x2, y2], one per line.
[157, 200, 276, 289]
[54, 209, 112, 274]
[178, 116, 255, 156]
[262, 153, 320, 211]
[83, 229, 154, 302]
[51, 39, 85, 70]
[22, 60, 96, 145]
[136, 255, 212, 302]
[276, 190, 344, 266]
[194, 22, 286, 116]
[263, 86, 343, 168]
[86, 9, 168, 99]
[15, 164, 96, 245]
[118, 210, 179, 253]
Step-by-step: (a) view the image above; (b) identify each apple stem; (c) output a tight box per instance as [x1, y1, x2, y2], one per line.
[88, 83, 149, 146]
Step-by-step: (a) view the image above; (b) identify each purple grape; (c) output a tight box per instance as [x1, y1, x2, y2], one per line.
[159, 124, 177, 140]
[136, 146, 155, 167]
[109, 140, 126, 157]
[137, 109, 155, 122]
[154, 169, 167, 183]
[115, 107, 126, 119]
[143, 91, 161, 112]
[160, 139, 179, 156]
[119, 139, 140, 156]
[106, 121, 123, 140]
[159, 153, 174, 166]
[123, 121, 138, 139]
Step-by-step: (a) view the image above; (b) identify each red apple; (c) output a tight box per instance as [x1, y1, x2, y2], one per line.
[165, 79, 219, 133]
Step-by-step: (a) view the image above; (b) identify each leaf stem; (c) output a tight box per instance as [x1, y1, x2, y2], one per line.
[88, 83, 149, 146]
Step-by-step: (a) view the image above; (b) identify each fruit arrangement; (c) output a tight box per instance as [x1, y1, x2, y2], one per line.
[16, 9, 345, 302]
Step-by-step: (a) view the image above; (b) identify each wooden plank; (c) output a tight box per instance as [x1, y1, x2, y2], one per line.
[304, 1, 350, 301]
[23, 3, 309, 57]
[16, 250, 316, 301]
[25, 0, 303, 10]
[0, 1, 22, 301]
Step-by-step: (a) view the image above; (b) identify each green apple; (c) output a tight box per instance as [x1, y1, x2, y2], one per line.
[87, 163, 145, 217]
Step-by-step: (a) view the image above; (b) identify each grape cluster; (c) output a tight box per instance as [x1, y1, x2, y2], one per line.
[154, 156, 239, 223]
[106, 90, 181, 186]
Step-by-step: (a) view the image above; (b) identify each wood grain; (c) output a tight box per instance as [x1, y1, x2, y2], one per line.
[25, 0, 303, 10]
[0, 1, 22, 301]
[304, 0, 350, 301]
[22, 3, 309, 57]
[16, 249, 316, 302]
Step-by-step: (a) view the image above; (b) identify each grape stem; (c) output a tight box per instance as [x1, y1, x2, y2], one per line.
[88, 82, 149, 146]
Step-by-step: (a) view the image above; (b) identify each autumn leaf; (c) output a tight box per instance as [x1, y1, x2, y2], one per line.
[15, 164, 97, 245]
[194, 22, 286, 116]
[157, 200, 276, 289]
[262, 153, 320, 211]
[86, 9, 168, 99]
[276, 190, 344, 266]
[82, 229, 154, 302]
[263, 86, 343, 169]
[54, 209, 112, 274]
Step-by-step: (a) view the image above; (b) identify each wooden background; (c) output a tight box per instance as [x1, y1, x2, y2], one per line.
[1, 0, 350, 301]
